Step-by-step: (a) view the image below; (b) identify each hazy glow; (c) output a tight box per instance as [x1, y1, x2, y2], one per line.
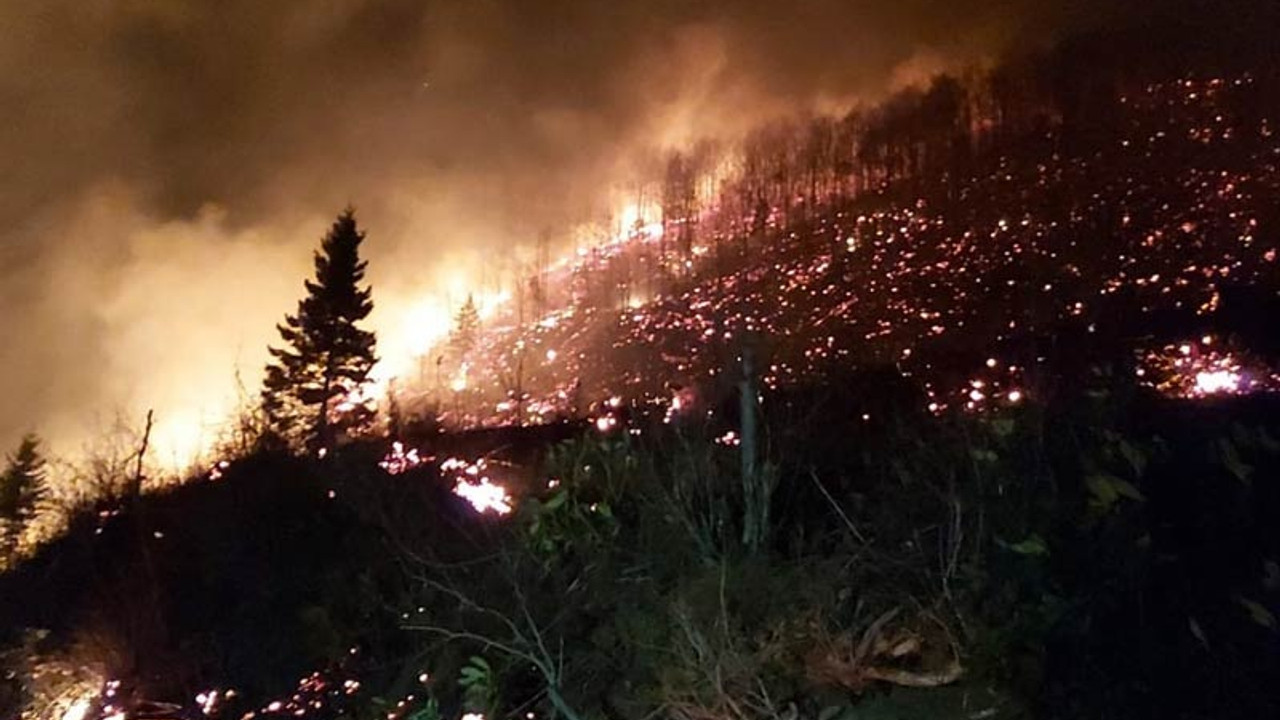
[450, 364, 469, 392]
[372, 296, 455, 383]
[148, 407, 226, 471]
[61, 696, 92, 720]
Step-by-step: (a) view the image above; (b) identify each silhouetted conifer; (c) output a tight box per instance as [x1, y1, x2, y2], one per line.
[449, 294, 481, 363]
[262, 209, 378, 452]
[0, 433, 47, 556]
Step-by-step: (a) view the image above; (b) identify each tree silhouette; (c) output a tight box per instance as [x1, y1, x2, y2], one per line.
[0, 433, 47, 557]
[262, 209, 378, 452]
[450, 294, 482, 364]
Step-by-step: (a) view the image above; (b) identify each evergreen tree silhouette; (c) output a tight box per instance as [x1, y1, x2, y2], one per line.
[262, 208, 378, 452]
[449, 294, 481, 363]
[0, 433, 47, 557]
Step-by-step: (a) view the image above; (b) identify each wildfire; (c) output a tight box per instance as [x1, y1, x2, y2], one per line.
[39, 70, 1280, 493]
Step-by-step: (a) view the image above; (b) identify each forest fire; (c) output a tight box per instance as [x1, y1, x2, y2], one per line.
[4, 7, 1280, 719]
[351, 70, 1280, 438]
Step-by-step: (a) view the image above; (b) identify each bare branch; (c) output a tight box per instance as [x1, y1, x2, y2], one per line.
[808, 469, 868, 544]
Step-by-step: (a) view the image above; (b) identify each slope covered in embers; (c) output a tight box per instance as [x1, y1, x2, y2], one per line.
[429, 64, 1280, 430]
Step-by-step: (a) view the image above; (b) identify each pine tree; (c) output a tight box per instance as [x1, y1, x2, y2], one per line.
[0, 433, 47, 557]
[449, 294, 481, 363]
[262, 208, 378, 452]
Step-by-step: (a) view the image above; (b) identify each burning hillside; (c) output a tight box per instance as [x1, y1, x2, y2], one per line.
[389, 73, 1280, 434]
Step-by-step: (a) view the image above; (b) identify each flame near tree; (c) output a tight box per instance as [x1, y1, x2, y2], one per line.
[261, 208, 378, 453]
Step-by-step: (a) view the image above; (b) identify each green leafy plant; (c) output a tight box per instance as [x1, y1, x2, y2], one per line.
[458, 655, 497, 714]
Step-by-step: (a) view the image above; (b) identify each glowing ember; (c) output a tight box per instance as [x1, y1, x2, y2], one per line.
[1138, 336, 1274, 398]
[197, 688, 231, 716]
[440, 456, 515, 515]
[1193, 369, 1242, 395]
[380, 441, 428, 475]
[453, 477, 513, 515]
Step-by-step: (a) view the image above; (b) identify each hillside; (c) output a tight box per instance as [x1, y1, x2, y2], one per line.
[405, 70, 1280, 432]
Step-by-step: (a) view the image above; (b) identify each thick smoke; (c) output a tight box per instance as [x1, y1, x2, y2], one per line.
[0, 0, 1115, 461]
